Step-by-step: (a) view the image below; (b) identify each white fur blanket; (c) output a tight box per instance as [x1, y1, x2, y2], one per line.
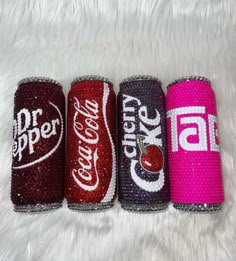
[0, 1, 235, 260]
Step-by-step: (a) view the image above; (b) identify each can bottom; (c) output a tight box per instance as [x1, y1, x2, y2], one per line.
[68, 202, 114, 211]
[121, 202, 168, 212]
[14, 202, 62, 213]
[173, 203, 222, 212]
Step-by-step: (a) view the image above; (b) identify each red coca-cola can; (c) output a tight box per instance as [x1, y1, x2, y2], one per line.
[65, 75, 117, 211]
[11, 77, 65, 212]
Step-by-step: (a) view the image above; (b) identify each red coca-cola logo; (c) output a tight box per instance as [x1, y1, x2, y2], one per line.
[12, 102, 63, 169]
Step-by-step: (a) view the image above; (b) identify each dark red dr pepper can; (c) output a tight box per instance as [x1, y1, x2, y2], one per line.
[65, 76, 116, 211]
[118, 75, 170, 211]
[11, 77, 65, 212]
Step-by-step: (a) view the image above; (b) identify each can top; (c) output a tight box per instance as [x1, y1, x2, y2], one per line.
[120, 75, 162, 86]
[71, 75, 113, 86]
[18, 77, 63, 89]
[167, 76, 211, 89]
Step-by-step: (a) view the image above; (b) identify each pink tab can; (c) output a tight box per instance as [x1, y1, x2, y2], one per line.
[166, 76, 224, 212]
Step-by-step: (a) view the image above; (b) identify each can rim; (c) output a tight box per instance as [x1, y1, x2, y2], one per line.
[173, 203, 222, 212]
[18, 77, 62, 89]
[120, 75, 162, 85]
[121, 202, 168, 212]
[71, 75, 113, 86]
[167, 76, 211, 89]
[68, 202, 114, 211]
[14, 202, 62, 213]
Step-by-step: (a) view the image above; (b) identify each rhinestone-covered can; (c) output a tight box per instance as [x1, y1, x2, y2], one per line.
[11, 77, 65, 213]
[166, 76, 224, 212]
[118, 76, 170, 211]
[65, 76, 116, 211]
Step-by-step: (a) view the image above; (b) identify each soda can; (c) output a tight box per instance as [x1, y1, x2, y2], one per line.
[11, 77, 65, 212]
[118, 75, 170, 211]
[166, 76, 224, 212]
[65, 75, 116, 211]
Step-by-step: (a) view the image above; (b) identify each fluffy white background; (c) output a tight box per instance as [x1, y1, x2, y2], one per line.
[0, 0, 236, 260]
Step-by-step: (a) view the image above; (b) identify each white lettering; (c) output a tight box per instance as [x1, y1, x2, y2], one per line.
[13, 104, 61, 163]
[123, 94, 141, 108]
[139, 122, 162, 147]
[73, 97, 99, 144]
[17, 108, 31, 135]
[179, 116, 207, 151]
[121, 93, 165, 192]
[130, 160, 165, 192]
[72, 97, 100, 191]
[28, 128, 40, 154]
[208, 114, 220, 152]
[32, 109, 42, 126]
[124, 122, 135, 133]
[122, 94, 162, 158]
[139, 106, 160, 126]
[17, 134, 27, 161]
[167, 106, 220, 152]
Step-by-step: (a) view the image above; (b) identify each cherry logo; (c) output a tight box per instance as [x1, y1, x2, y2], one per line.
[137, 135, 164, 173]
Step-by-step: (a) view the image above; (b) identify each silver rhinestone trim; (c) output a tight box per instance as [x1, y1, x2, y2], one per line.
[14, 202, 62, 213]
[71, 75, 113, 86]
[18, 77, 63, 89]
[121, 202, 168, 212]
[167, 76, 211, 89]
[120, 75, 161, 85]
[68, 202, 114, 211]
[173, 203, 222, 212]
